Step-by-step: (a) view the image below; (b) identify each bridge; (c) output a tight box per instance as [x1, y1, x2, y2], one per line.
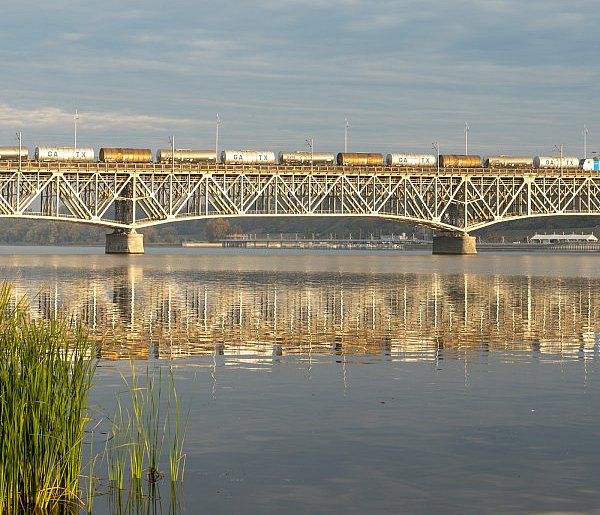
[1, 160, 600, 253]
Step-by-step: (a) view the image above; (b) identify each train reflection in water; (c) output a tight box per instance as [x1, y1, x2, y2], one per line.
[12, 266, 600, 362]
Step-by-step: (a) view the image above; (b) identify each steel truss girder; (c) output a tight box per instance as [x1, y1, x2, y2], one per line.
[1, 166, 600, 232]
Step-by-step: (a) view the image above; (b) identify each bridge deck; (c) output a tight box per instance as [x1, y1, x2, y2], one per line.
[0, 161, 594, 177]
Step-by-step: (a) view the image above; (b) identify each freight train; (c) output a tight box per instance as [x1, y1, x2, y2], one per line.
[0, 145, 598, 171]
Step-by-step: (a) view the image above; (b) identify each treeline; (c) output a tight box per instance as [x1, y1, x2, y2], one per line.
[0, 219, 106, 244]
[0, 215, 598, 245]
[0, 217, 428, 245]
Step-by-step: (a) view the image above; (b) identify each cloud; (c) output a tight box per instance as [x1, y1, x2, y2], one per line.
[0, 104, 207, 131]
[61, 32, 86, 42]
[0, 0, 597, 154]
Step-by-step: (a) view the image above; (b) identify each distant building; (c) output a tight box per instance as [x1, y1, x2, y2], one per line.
[530, 233, 598, 244]
[380, 233, 407, 242]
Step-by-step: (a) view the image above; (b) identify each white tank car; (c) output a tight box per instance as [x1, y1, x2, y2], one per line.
[484, 156, 534, 168]
[386, 154, 436, 166]
[533, 156, 579, 169]
[278, 152, 335, 165]
[221, 150, 276, 165]
[156, 149, 217, 163]
[581, 158, 600, 171]
[35, 147, 94, 162]
[0, 146, 28, 160]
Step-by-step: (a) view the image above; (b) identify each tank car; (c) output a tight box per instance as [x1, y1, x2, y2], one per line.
[278, 151, 335, 165]
[336, 153, 384, 166]
[0, 146, 28, 160]
[386, 154, 436, 167]
[533, 156, 579, 169]
[484, 156, 534, 168]
[581, 158, 600, 171]
[221, 150, 276, 165]
[99, 148, 153, 163]
[438, 155, 482, 168]
[35, 147, 94, 162]
[156, 149, 217, 163]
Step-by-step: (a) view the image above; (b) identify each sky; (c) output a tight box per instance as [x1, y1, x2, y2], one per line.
[1, 0, 598, 157]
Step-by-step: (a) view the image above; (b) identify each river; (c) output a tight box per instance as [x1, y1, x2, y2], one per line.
[2, 246, 599, 514]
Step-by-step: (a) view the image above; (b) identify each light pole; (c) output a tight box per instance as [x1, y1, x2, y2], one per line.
[74, 109, 79, 148]
[464, 121, 469, 154]
[306, 137, 314, 172]
[344, 118, 350, 153]
[432, 141, 440, 174]
[583, 126, 589, 159]
[215, 113, 221, 162]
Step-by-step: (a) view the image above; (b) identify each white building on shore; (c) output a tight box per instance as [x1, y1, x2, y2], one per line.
[530, 233, 598, 244]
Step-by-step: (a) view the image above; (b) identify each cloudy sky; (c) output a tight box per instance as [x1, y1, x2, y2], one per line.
[1, 0, 598, 156]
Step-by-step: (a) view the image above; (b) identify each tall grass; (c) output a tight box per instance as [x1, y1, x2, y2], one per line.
[0, 280, 189, 513]
[0, 282, 97, 513]
[140, 365, 165, 483]
[168, 370, 189, 482]
[105, 364, 189, 489]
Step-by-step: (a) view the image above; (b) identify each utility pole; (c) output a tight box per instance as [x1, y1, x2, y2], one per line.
[16, 131, 22, 171]
[170, 135, 175, 175]
[74, 109, 79, 148]
[432, 142, 440, 174]
[432, 141, 440, 220]
[583, 126, 589, 159]
[554, 144, 564, 173]
[464, 121, 469, 154]
[215, 113, 221, 161]
[306, 137, 314, 172]
[344, 118, 350, 153]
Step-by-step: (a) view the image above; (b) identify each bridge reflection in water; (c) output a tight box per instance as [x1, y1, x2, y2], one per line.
[8, 263, 598, 362]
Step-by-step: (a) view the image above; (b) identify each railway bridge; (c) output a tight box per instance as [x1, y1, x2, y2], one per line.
[1, 161, 599, 254]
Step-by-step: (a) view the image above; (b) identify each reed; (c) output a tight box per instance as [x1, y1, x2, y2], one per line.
[105, 363, 189, 492]
[142, 365, 165, 483]
[105, 395, 128, 489]
[0, 280, 189, 513]
[123, 364, 145, 480]
[167, 369, 189, 482]
[0, 282, 97, 513]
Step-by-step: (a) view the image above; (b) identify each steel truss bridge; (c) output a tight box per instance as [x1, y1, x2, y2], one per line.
[1, 161, 600, 248]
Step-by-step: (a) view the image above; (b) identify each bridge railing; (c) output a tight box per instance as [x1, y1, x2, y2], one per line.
[2, 159, 600, 177]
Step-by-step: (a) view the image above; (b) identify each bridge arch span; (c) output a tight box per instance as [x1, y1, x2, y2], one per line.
[134, 212, 460, 234]
[468, 212, 600, 233]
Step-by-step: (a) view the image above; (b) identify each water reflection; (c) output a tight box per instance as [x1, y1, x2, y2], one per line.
[3, 258, 599, 361]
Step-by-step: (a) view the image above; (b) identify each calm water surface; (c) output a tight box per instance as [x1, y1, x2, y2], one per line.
[2, 246, 600, 514]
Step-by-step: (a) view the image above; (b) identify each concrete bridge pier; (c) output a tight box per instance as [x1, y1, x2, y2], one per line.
[105, 229, 144, 254]
[432, 233, 477, 255]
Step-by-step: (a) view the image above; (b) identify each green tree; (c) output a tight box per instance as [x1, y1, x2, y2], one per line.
[204, 218, 234, 242]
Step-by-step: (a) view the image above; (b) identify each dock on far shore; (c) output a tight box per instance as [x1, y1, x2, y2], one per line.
[184, 235, 426, 250]
[182, 236, 600, 253]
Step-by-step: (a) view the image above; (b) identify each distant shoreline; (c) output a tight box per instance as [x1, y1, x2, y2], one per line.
[0, 241, 598, 253]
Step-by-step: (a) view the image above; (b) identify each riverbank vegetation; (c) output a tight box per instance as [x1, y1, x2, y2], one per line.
[0, 217, 429, 245]
[0, 215, 599, 246]
[0, 282, 97, 513]
[0, 282, 188, 513]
